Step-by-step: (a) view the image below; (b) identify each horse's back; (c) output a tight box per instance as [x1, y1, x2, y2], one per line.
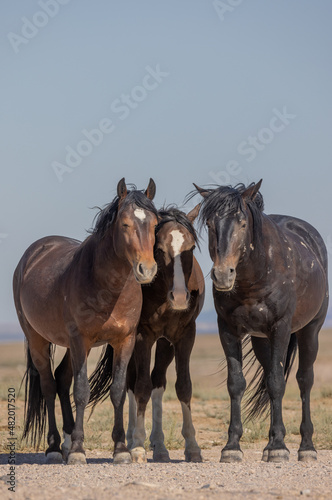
[14, 235, 80, 288]
[269, 214, 328, 272]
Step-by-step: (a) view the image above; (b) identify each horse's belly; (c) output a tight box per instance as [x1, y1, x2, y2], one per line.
[248, 331, 268, 338]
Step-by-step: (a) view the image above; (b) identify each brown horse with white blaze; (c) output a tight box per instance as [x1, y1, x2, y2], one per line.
[13, 178, 158, 465]
[89, 205, 205, 463]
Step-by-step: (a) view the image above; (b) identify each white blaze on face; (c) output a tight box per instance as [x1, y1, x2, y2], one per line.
[170, 230, 186, 299]
[134, 208, 146, 221]
[170, 230, 184, 256]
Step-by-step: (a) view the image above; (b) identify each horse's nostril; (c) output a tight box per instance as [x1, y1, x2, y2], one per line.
[169, 291, 175, 301]
[229, 268, 235, 275]
[139, 263, 144, 276]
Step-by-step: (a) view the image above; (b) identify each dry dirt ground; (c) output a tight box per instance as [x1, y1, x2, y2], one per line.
[1, 332, 332, 499]
[1, 448, 332, 500]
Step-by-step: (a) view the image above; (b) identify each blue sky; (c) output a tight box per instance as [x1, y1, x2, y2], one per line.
[1, 0, 332, 325]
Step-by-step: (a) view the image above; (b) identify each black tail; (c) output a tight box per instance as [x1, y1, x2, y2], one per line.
[88, 344, 114, 415]
[21, 343, 48, 449]
[244, 333, 298, 421]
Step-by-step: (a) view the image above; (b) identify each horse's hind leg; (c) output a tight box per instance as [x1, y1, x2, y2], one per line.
[149, 337, 175, 462]
[296, 314, 324, 462]
[27, 331, 62, 464]
[251, 334, 292, 463]
[54, 348, 74, 461]
[66, 332, 90, 465]
[174, 324, 202, 463]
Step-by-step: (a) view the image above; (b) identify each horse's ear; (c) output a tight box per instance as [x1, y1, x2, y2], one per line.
[241, 179, 262, 201]
[193, 183, 210, 198]
[117, 177, 127, 200]
[145, 178, 156, 200]
[187, 203, 201, 223]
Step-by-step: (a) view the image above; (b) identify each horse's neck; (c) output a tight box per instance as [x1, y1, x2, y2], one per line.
[237, 215, 280, 285]
[76, 234, 133, 293]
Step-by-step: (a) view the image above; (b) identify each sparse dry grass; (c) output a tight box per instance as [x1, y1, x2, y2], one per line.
[1, 330, 332, 455]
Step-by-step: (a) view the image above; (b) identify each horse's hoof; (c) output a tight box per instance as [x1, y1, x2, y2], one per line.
[267, 449, 289, 463]
[130, 447, 147, 463]
[153, 450, 170, 462]
[113, 451, 132, 465]
[298, 450, 317, 462]
[261, 449, 269, 462]
[220, 449, 243, 463]
[45, 451, 63, 464]
[67, 452, 87, 465]
[61, 432, 72, 461]
[185, 450, 203, 463]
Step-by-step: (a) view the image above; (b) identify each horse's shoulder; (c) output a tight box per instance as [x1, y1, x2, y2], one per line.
[189, 256, 205, 294]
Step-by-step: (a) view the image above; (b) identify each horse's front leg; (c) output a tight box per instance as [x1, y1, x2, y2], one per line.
[264, 323, 291, 462]
[111, 332, 136, 464]
[174, 325, 202, 463]
[130, 331, 154, 463]
[67, 333, 90, 465]
[149, 337, 175, 462]
[218, 319, 246, 463]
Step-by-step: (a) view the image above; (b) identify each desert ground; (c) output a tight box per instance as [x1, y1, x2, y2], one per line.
[0, 331, 331, 499]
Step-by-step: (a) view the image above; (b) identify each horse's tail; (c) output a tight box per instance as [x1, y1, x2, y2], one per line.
[244, 333, 298, 421]
[88, 344, 114, 415]
[21, 343, 48, 449]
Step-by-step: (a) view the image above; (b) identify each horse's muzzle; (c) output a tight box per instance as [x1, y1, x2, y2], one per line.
[211, 266, 236, 291]
[134, 261, 158, 284]
[167, 289, 191, 311]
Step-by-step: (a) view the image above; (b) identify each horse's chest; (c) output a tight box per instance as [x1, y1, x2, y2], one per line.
[75, 288, 142, 341]
[228, 302, 271, 337]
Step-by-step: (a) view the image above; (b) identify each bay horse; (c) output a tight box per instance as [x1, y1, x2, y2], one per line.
[13, 178, 158, 465]
[193, 180, 328, 463]
[89, 205, 205, 462]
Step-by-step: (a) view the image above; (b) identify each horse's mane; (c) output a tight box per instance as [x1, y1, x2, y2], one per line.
[91, 186, 158, 238]
[192, 183, 264, 248]
[156, 206, 199, 248]
[198, 183, 263, 225]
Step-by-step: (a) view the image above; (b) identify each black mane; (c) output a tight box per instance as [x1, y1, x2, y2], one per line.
[91, 188, 158, 237]
[156, 206, 199, 248]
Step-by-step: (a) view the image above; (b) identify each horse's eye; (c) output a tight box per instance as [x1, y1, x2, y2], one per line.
[241, 223, 247, 229]
[123, 223, 129, 228]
